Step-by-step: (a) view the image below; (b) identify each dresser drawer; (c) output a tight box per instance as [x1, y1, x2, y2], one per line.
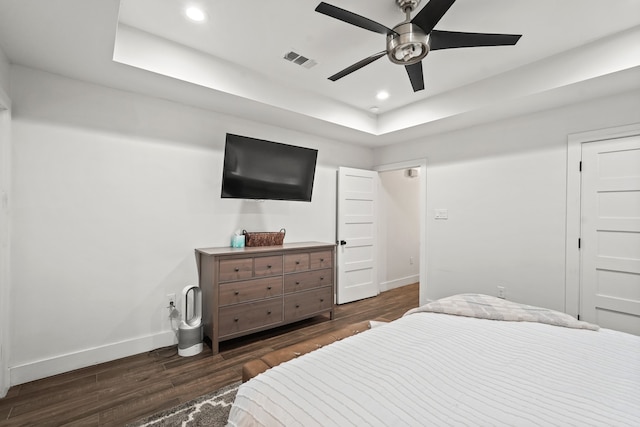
[284, 268, 333, 293]
[219, 298, 283, 338]
[219, 276, 283, 306]
[284, 287, 333, 322]
[219, 258, 253, 282]
[284, 253, 310, 273]
[310, 250, 332, 270]
[254, 255, 283, 277]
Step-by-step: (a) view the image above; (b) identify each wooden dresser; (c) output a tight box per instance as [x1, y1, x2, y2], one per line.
[195, 242, 335, 354]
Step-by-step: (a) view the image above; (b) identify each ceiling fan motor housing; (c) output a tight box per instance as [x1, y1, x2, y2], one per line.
[387, 23, 430, 65]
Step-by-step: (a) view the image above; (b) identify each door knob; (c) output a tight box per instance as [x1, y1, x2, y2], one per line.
[339, 240, 347, 245]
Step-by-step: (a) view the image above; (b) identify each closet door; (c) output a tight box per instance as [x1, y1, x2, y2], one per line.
[580, 136, 640, 335]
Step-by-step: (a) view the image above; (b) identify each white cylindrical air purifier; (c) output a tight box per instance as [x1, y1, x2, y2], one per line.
[178, 284, 203, 357]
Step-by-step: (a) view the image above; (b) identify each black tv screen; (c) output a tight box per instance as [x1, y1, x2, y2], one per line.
[221, 133, 318, 201]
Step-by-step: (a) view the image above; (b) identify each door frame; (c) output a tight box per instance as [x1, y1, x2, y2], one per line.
[0, 86, 11, 397]
[565, 123, 640, 318]
[375, 159, 427, 306]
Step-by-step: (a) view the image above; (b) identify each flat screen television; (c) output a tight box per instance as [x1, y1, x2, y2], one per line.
[221, 133, 318, 201]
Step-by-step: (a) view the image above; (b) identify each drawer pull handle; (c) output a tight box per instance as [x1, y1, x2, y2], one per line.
[234, 267, 240, 272]
[295, 261, 300, 265]
[267, 265, 272, 269]
[234, 291, 240, 295]
[320, 277, 324, 281]
[234, 318, 239, 322]
[267, 310, 272, 315]
[320, 258, 324, 262]
[295, 304, 300, 308]
[295, 281, 300, 285]
[320, 299, 324, 302]
[267, 286, 272, 290]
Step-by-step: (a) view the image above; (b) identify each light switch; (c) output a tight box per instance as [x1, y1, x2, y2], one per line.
[435, 209, 448, 220]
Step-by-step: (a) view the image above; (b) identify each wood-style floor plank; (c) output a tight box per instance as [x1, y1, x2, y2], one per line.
[0, 283, 418, 426]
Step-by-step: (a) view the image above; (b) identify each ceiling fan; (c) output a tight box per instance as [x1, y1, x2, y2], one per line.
[315, 0, 522, 92]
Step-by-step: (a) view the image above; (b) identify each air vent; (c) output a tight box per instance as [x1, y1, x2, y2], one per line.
[283, 51, 317, 69]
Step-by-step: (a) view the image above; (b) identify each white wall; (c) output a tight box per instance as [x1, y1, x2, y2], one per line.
[0, 45, 12, 397]
[378, 169, 419, 291]
[8, 66, 374, 385]
[375, 89, 640, 311]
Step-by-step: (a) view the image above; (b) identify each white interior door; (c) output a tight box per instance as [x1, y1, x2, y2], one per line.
[336, 167, 379, 304]
[580, 136, 640, 335]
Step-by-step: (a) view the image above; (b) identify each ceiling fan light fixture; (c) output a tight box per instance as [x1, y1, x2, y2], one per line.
[387, 23, 429, 65]
[393, 42, 423, 62]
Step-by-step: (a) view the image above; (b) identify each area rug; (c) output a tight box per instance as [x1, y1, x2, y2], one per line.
[127, 382, 240, 427]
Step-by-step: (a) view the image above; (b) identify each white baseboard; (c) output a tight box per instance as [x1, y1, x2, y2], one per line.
[10, 330, 178, 386]
[380, 275, 419, 293]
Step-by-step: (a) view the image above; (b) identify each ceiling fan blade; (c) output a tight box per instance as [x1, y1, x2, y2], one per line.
[315, 2, 394, 35]
[430, 30, 522, 50]
[411, 0, 456, 34]
[405, 62, 425, 92]
[329, 51, 387, 81]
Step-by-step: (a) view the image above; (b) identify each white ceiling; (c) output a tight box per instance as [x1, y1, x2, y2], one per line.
[1, 0, 640, 146]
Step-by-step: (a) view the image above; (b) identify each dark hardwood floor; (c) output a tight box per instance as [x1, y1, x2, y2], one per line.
[0, 283, 418, 426]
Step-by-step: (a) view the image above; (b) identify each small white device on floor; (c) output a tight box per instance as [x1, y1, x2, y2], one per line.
[178, 284, 203, 357]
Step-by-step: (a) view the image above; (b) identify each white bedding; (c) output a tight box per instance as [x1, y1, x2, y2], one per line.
[227, 304, 640, 426]
[405, 293, 600, 331]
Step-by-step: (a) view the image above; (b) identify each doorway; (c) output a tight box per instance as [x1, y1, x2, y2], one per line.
[335, 160, 427, 306]
[377, 168, 420, 292]
[376, 159, 427, 306]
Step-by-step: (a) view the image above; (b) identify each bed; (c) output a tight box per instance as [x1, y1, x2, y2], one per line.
[227, 294, 640, 426]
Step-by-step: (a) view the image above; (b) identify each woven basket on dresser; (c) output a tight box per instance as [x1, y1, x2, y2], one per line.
[242, 228, 286, 247]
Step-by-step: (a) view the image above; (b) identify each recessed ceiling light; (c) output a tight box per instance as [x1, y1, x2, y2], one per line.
[185, 7, 206, 22]
[376, 91, 389, 100]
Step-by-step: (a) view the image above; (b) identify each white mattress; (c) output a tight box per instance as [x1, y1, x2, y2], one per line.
[227, 312, 640, 426]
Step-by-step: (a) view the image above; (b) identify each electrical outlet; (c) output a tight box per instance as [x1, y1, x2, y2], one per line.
[166, 293, 176, 309]
[497, 286, 506, 299]
[409, 256, 414, 265]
